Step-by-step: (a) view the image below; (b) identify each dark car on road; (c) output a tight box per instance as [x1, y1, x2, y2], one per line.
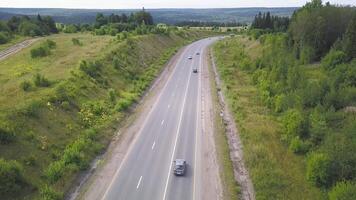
[193, 68, 198, 73]
[173, 159, 186, 176]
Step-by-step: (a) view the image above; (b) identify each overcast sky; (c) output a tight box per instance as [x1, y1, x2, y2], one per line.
[0, 0, 355, 9]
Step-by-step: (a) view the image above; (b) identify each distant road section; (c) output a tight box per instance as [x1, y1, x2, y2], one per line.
[0, 38, 39, 61]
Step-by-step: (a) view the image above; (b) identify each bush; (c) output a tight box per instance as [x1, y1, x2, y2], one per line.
[40, 185, 63, 200]
[108, 88, 116, 104]
[329, 181, 356, 200]
[115, 98, 131, 112]
[20, 80, 32, 91]
[306, 152, 332, 187]
[0, 159, 24, 195]
[289, 137, 309, 154]
[282, 109, 307, 139]
[45, 39, 56, 49]
[33, 73, 51, 87]
[79, 60, 102, 78]
[322, 50, 347, 69]
[45, 161, 65, 183]
[0, 32, 10, 44]
[0, 127, 15, 144]
[31, 46, 50, 58]
[72, 38, 82, 46]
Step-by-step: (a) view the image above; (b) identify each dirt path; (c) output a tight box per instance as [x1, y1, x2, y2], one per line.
[0, 38, 39, 61]
[210, 49, 255, 200]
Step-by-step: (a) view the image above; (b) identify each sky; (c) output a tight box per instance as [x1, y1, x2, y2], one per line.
[0, 0, 355, 9]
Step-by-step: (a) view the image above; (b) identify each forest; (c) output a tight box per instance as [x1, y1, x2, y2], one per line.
[246, 0, 356, 198]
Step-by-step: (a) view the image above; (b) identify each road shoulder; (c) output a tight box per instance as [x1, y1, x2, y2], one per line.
[210, 48, 255, 200]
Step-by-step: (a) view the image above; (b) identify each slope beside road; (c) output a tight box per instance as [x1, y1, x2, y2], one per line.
[75, 37, 223, 200]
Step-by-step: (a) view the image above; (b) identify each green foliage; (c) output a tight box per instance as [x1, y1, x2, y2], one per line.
[289, 136, 309, 154]
[288, 1, 354, 62]
[108, 88, 116, 104]
[342, 13, 356, 61]
[20, 80, 32, 91]
[33, 73, 51, 87]
[79, 60, 102, 78]
[71, 38, 82, 46]
[31, 46, 51, 58]
[306, 152, 332, 187]
[0, 159, 24, 196]
[329, 181, 356, 200]
[0, 31, 10, 44]
[322, 50, 347, 69]
[40, 185, 63, 200]
[0, 126, 15, 144]
[282, 109, 306, 139]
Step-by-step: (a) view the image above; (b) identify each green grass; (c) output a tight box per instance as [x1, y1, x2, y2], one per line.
[213, 36, 324, 200]
[0, 30, 214, 199]
[209, 52, 240, 200]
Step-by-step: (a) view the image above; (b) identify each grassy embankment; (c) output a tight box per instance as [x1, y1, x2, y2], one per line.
[213, 36, 324, 199]
[208, 51, 240, 200]
[0, 30, 212, 199]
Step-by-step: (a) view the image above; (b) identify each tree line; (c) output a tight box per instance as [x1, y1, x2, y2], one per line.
[0, 14, 58, 44]
[251, 12, 290, 32]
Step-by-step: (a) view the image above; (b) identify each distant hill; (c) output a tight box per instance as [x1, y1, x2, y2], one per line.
[0, 7, 298, 24]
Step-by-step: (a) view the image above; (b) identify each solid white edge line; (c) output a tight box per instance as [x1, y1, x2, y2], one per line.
[100, 44, 191, 200]
[136, 176, 143, 189]
[162, 43, 197, 200]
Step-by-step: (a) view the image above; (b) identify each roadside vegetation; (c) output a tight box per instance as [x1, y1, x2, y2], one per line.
[214, 0, 356, 199]
[0, 8, 216, 199]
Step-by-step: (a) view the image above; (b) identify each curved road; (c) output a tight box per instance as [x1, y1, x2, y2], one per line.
[101, 37, 219, 200]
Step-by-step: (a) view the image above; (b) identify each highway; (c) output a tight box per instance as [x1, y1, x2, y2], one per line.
[101, 37, 219, 200]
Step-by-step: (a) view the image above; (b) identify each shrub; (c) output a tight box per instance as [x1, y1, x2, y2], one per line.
[22, 100, 42, 117]
[72, 38, 82, 46]
[108, 88, 116, 104]
[45, 161, 65, 183]
[282, 109, 307, 139]
[115, 98, 131, 112]
[61, 101, 71, 111]
[0, 159, 24, 195]
[289, 137, 309, 154]
[0, 127, 15, 144]
[329, 181, 356, 200]
[40, 185, 63, 200]
[79, 60, 102, 78]
[33, 73, 51, 87]
[20, 80, 32, 91]
[0, 32, 9, 44]
[31, 46, 50, 58]
[322, 50, 347, 70]
[45, 39, 56, 49]
[306, 152, 332, 187]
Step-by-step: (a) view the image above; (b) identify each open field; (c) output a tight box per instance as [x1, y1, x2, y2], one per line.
[213, 36, 324, 199]
[0, 30, 213, 199]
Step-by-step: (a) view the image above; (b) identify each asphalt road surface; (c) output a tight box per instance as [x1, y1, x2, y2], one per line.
[102, 37, 219, 200]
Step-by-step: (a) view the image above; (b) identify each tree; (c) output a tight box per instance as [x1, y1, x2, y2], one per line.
[329, 181, 356, 200]
[306, 152, 332, 187]
[342, 13, 356, 60]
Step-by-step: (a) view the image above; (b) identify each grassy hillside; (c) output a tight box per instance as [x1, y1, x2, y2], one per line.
[0, 30, 212, 199]
[213, 36, 324, 199]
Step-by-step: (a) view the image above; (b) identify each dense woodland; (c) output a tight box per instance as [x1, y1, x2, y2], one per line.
[245, 0, 356, 198]
[251, 12, 290, 32]
[0, 15, 57, 44]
